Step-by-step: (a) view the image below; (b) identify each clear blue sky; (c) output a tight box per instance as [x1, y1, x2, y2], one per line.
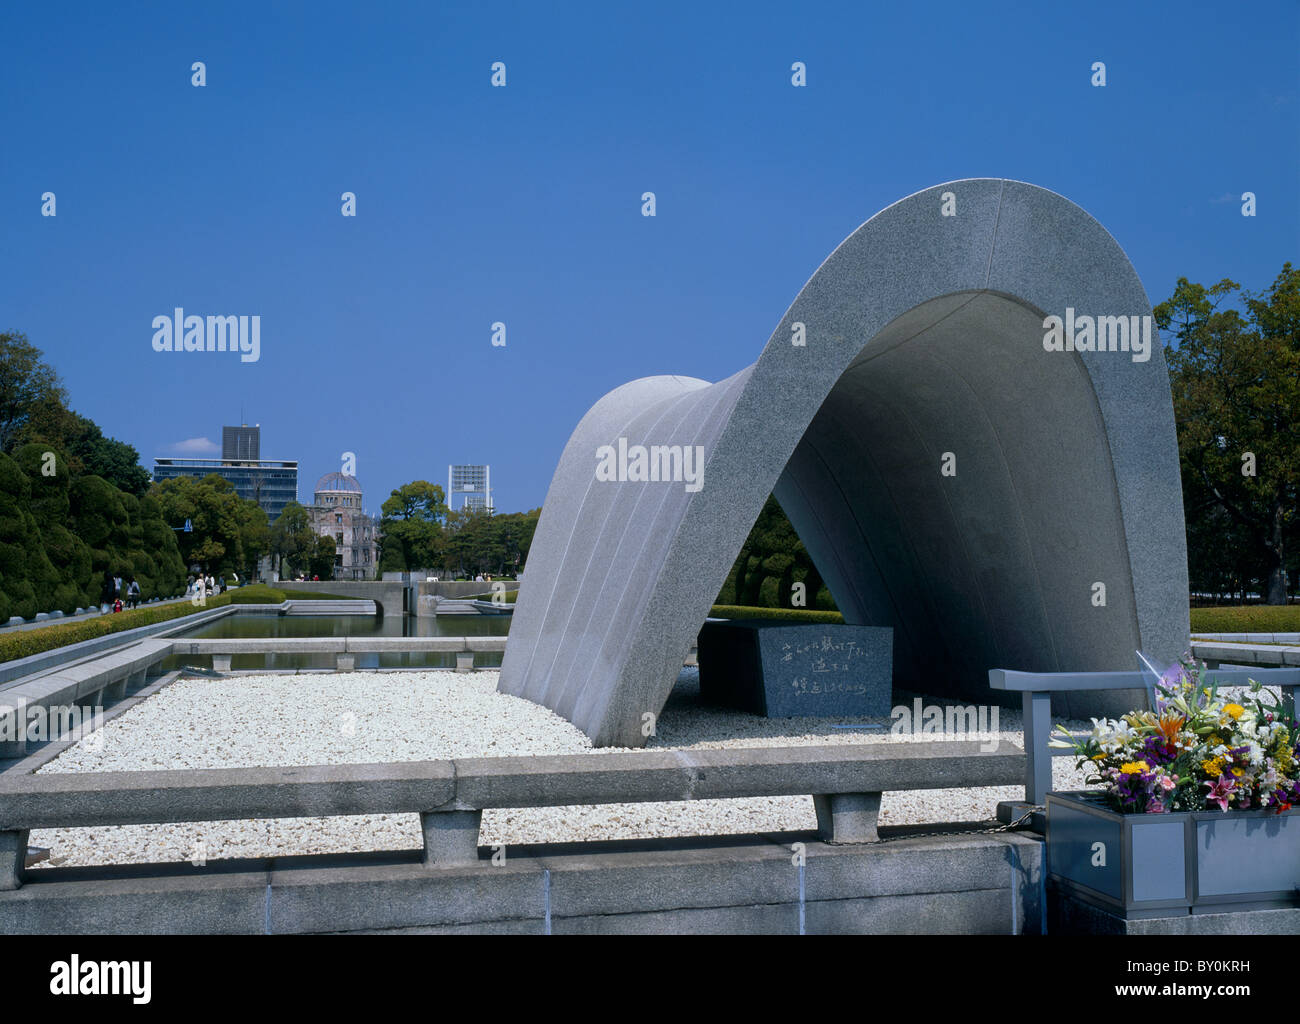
[2, 1, 1296, 516]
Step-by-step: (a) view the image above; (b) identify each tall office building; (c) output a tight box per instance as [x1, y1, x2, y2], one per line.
[153, 457, 299, 521]
[156, 422, 296, 521]
[222, 424, 261, 462]
[448, 464, 493, 513]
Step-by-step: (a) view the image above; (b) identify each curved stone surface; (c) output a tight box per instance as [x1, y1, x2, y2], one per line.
[499, 179, 1190, 746]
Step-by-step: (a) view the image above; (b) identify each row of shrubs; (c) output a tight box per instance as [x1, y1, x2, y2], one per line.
[0, 585, 349, 664]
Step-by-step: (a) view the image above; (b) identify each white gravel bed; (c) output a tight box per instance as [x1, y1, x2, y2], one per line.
[29, 668, 1098, 868]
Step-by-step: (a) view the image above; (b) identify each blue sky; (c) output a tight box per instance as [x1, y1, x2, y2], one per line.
[2, 1, 1296, 516]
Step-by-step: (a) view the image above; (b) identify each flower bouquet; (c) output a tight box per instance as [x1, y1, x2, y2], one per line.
[1051, 656, 1300, 815]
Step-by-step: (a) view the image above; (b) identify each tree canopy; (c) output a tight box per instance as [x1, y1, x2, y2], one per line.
[1157, 262, 1299, 604]
[152, 474, 269, 577]
[378, 481, 448, 572]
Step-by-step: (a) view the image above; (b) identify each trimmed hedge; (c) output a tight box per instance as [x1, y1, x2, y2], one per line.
[0, 592, 235, 663]
[1189, 605, 1300, 634]
[709, 604, 845, 625]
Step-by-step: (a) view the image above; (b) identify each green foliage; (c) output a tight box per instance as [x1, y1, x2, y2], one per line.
[0, 332, 186, 614]
[1158, 263, 1300, 605]
[0, 451, 61, 617]
[0, 331, 66, 453]
[0, 593, 229, 663]
[269, 500, 316, 577]
[154, 473, 267, 579]
[308, 533, 336, 580]
[715, 496, 837, 612]
[14, 445, 93, 610]
[379, 481, 447, 571]
[442, 506, 540, 577]
[374, 477, 539, 578]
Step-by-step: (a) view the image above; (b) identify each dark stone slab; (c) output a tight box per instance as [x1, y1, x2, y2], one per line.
[697, 620, 892, 718]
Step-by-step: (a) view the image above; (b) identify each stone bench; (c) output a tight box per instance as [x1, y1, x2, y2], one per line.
[1188, 641, 1300, 668]
[0, 640, 172, 757]
[0, 740, 1024, 888]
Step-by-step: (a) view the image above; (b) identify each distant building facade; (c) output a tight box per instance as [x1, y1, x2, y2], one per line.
[305, 472, 378, 579]
[153, 457, 298, 522]
[222, 424, 261, 461]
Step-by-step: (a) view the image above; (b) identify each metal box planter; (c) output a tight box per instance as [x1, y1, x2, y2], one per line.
[1046, 791, 1300, 918]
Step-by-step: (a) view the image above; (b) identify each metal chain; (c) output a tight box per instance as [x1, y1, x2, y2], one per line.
[868, 805, 1043, 844]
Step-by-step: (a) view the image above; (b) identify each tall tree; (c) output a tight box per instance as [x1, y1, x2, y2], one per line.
[269, 500, 317, 578]
[1157, 263, 1300, 604]
[308, 533, 337, 580]
[153, 474, 267, 577]
[378, 481, 447, 571]
[0, 332, 66, 453]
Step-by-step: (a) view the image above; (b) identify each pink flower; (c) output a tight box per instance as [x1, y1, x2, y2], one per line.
[1158, 775, 1175, 791]
[1205, 777, 1236, 811]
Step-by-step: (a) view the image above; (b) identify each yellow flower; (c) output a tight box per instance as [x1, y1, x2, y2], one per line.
[1277, 746, 1294, 773]
[1120, 761, 1149, 775]
[1090, 754, 1106, 762]
[1224, 703, 1244, 721]
[1202, 757, 1225, 778]
[1231, 767, 1245, 778]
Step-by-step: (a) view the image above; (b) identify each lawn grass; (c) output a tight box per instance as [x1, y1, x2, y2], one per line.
[1189, 605, 1300, 633]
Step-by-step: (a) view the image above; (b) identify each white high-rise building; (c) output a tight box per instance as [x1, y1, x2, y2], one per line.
[448, 464, 493, 513]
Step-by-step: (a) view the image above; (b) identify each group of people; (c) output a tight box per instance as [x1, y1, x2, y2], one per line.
[100, 573, 141, 613]
[187, 573, 228, 599]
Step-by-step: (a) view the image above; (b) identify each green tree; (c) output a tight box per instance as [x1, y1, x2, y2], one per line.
[0, 452, 62, 618]
[378, 481, 447, 571]
[16, 444, 94, 609]
[269, 501, 317, 578]
[0, 332, 66, 453]
[309, 533, 337, 580]
[1157, 263, 1300, 605]
[18, 396, 150, 495]
[152, 474, 267, 577]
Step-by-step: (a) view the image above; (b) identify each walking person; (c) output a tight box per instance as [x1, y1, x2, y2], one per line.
[127, 576, 141, 609]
